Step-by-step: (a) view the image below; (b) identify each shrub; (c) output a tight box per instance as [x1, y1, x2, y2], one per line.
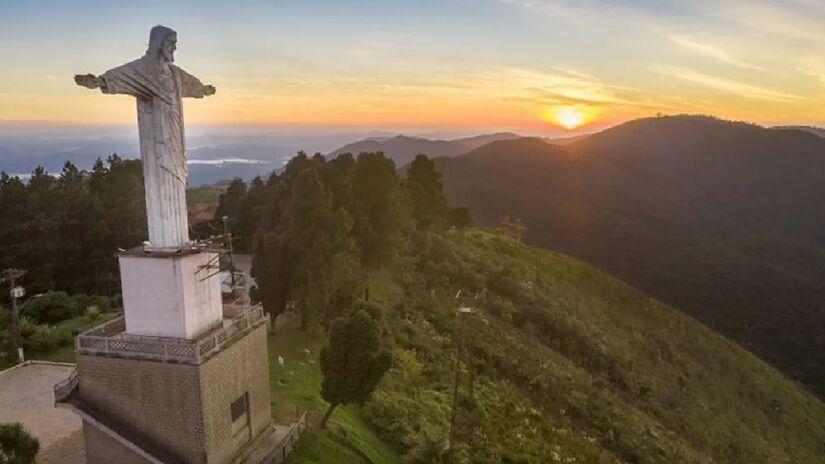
[74, 294, 113, 314]
[22, 292, 76, 325]
[17, 317, 36, 338]
[0, 422, 39, 464]
[85, 306, 101, 323]
[23, 326, 69, 353]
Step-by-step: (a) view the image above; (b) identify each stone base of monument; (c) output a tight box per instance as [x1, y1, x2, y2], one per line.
[55, 306, 275, 464]
[119, 248, 224, 339]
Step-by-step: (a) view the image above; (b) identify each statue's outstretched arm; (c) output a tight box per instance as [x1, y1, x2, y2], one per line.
[75, 61, 158, 100]
[74, 74, 104, 89]
[176, 67, 216, 98]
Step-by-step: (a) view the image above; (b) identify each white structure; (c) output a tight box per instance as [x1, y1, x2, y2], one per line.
[59, 26, 285, 464]
[119, 250, 223, 339]
[75, 25, 216, 250]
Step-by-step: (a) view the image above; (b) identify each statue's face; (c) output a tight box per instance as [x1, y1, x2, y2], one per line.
[161, 35, 177, 62]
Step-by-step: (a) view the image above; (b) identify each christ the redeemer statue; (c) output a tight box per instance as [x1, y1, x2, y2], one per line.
[75, 25, 215, 250]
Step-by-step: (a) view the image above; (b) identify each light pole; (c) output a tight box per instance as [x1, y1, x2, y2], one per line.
[448, 303, 476, 460]
[2, 268, 27, 364]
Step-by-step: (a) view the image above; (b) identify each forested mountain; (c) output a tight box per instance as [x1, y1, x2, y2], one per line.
[434, 115, 825, 397]
[4, 147, 825, 462]
[328, 132, 521, 166]
[209, 150, 825, 463]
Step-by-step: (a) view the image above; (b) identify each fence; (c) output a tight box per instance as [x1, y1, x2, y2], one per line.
[269, 411, 308, 464]
[75, 305, 267, 364]
[53, 368, 79, 403]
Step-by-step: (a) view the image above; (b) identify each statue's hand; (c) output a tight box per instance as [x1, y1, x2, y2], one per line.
[75, 74, 104, 89]
[203, 85, 216, 96]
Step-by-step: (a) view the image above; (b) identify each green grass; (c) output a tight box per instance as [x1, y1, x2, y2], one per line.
[268, 315, 399, 464]
[186, 186, 223, 206]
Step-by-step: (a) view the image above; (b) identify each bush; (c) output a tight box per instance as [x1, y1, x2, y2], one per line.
[85, 306, 101, 323]
[73, 294, 113, 314]
[0, 422, 39, 464]
[17, 317, 36, 338]
[22, 292, 77, 325]
[23, 326, 70, 353]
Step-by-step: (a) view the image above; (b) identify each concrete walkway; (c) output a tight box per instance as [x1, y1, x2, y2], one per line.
[0, 363, 85, 463]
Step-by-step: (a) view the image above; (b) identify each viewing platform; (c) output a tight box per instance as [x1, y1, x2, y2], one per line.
[73, 304, 267, 365]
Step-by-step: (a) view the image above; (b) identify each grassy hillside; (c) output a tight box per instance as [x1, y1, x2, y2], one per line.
[435, 115, 825, 397]
[281, 228, 825, 463]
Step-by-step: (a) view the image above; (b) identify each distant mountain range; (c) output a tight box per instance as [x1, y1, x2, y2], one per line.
[327, 132, 522, 166]
[434, 115, 825, 397]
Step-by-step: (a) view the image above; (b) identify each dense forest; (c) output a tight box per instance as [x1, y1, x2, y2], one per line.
[0, 156, 145, 296]
[435, 115, 825, 397]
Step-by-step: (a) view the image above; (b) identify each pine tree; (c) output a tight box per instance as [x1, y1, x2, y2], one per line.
[319, 308, 391, 428]
[351, 152, 406, 271]
[251, 231, 290, 328]
[405, 154, 449, 229]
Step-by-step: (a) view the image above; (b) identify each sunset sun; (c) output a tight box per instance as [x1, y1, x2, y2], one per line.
[545, 105, 593, 130]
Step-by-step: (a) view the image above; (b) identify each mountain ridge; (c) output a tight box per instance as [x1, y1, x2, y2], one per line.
[434, 115, 825, 396]
[327, 132, 522, 166]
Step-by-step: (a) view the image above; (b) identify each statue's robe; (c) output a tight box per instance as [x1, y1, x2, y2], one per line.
[100, 57, 209, 249]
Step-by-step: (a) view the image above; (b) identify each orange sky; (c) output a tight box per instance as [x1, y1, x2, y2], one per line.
[2, 1, 824, 133]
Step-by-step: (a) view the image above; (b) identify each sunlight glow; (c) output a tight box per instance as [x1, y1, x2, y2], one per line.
[545, 106, 593, 130]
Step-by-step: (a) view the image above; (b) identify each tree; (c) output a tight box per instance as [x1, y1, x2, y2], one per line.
[450, 207, 473, 229]
[0, 422, 39, 464]
[238, 176, 267, 250]
[319, 308, 391, 428]
[253, 169, 358, 330]
[351, 152, 406, 271]
[251, 231, 290, 329]
[405, 154, 449, 229]
[285, 169, 357, 329]
[214, 178, 247, 224]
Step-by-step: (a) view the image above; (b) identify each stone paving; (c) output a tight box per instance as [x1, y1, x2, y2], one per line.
[0, 362, 85, 463]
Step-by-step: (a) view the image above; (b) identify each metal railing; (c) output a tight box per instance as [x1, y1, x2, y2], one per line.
[75, 305, 267, 365]
[270, 412, 308, 464]
[54, 368, 79, 404]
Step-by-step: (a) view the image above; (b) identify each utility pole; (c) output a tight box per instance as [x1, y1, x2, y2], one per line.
[2, 268, 27, 364]
[222, 216, 236, 286]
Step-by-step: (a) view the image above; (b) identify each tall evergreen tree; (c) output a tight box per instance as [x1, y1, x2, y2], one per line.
[283, 169, 357, 329]
[214, 178, 247, 224]
[319, 308, 391, 428]
[405, 154, 449, 229]
[252, 231, 290, 329]
[238, 176, 267, 250]
[351, 152, 406, 271]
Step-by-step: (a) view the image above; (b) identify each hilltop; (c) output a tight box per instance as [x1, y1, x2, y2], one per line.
[327, 132, 521, 166]
[433, 115, 825, 397]
[281, 228, 825, 463]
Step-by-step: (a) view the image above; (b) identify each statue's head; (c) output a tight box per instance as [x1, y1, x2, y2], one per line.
[146, 25, 177, 63]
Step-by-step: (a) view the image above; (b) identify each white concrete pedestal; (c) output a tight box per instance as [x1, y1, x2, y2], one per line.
[118, 250, 223, 339]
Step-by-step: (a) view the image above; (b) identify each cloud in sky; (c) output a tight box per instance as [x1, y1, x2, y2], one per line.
[668, 34, 764, 71]
[652, 65, 803, 102]
[0, 0, 823, 128]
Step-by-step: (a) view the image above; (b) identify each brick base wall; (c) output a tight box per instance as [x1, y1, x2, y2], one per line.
[76, 324, 272, 464]
[83, 420, 151, 464]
